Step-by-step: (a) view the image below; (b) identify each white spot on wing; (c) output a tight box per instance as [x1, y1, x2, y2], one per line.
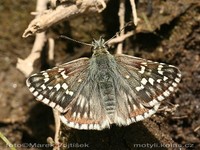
[168, 86, 174, 92]
[148, 78, 154, 85]
[42, 98, 50, 104]
[149, 99, 158, 106]
[94, 124, 101, 130]
[29, 87, 35, 92]
[138, 66, 145, 74]
[157, 79, 162, 83]
[58, 68, 64, 72]
[72, 112, 76, 118]
[80, 124, 88, 130]
[125, 75, 130, 79]
[68, 91, 74, 96]
[177, 73, 181, 77]
[126, 118, 132, 125]
[89, 124, 94, 129]
[157, 95, 165, 101]
[41, 84, 46, 90]
[62, 83, 68, 90]
[172, 82, 177, 87]
[55, 84, 61, 91]
[135, 115, 144, 121]
[61, 71, 68, 79]
[48, 86, 53, 90]
[135, 85, 144, 91]
[33, 91, 39, 96]
[133, 104, 137, 110]
[80, 96, 85, 108]
[49, 102, 56, 108]
[43, 72, 49, 78]
[158, 70, 164, 75]
[158, 64, 163, 71]
[163, 76, 168, 81]
[131, 118, 136, 122]
[141, 78, 148, 85]
[66, 90, 73, 96]
[83, 112, 88, 118]
[163, 90, 170, 97]
[141, 62, 147, 66]
[78, 79, 82, 83]
[37, 94, 43, 100]
[55, 105, 64, 112]
[44, 78, 49, 82]
[68, 122, 75, 128]
[74, 123, 79, 129]
[175, 77, 181, 83]
[139, 103, 145, 109]
[76, 112, 81, 118]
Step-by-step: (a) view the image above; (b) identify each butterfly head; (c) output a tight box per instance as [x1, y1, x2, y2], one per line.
[92, 37, 109, 56]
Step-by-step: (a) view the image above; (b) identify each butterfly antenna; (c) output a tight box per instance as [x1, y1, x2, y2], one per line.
[104, 21, 133, 45]
[60, 35, 93, 47]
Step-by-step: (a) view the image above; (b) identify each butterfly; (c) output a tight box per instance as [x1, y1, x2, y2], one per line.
[26, 37, 181, 130]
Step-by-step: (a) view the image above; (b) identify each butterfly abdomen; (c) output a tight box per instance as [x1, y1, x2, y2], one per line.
[96, 71, 116, 123]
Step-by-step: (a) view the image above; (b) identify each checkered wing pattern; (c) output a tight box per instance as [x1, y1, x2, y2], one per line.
[26, 57, 109, 130]
[113, 54, 181, 124]
[26, 52, 181, 130]
[26, 58, 90, 113]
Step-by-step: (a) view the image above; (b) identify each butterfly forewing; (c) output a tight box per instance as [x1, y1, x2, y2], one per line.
[113, 54, 181, 123]
[26, 58, 90, 112]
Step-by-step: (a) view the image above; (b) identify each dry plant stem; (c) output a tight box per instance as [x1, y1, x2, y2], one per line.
[23, 0, 109, 37]
[53, 110, 61, 150]
[0, 131, 16, 150]
[48, 38, 55, 61]
[108, 31, 134, 45]
[194, 125, 200, 132]
[129, 0, 138, 26]
[17, 32, 46, 77]
[17, 0, 49, 77]
[116, 0, 125, 54]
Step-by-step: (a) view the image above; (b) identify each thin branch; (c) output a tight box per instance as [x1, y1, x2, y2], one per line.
[17, 0, 49, 77]
[53, 110, 61, 150]
[108, 31, 134, 45]
[0, 131, 16, 150]
[17, 32, 46, 77]
[48, 38, 55, 61]
[116, 0, 125, 54]
[23, 0, 109, 37]
[129, 0, 138, 26]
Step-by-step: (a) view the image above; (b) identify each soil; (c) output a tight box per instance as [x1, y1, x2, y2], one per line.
[0, 0, 199, 150]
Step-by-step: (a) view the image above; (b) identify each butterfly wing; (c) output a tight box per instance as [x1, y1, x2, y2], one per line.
[27, 57, 110, 130]
[60, 81, 110, 130]
[113, 54, 181, 125]
[26, 58, 90, 112]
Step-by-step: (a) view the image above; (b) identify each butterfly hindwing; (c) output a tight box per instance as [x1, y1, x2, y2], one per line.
[60, 81, 110, 130]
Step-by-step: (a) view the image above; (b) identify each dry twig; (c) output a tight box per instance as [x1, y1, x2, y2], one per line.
[17, 0, 49, 77]
[129, 0, 138, 26]
[116, 0, 126, 54]
[23, 0, 109, 38]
